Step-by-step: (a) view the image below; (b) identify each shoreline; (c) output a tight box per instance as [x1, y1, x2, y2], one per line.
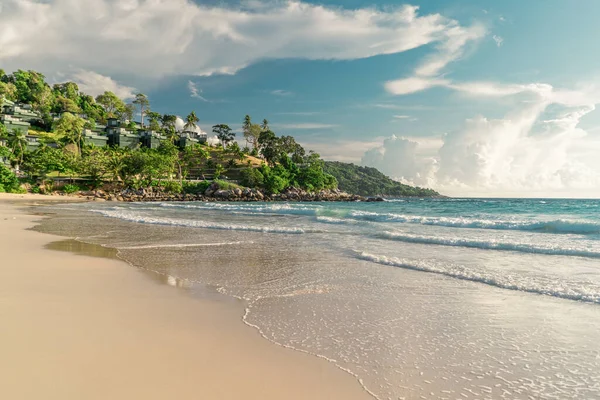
[0, 196, 373, 400]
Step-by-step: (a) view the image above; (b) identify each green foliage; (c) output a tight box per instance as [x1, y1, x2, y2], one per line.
[184, 111, 199, 131]
[183, 180, 211, 194]
[62, 184, 81, 194]
[162, 180, 182, 194]
[213, 163, 226, 179]
[323, 161, 440, 197]
[0, 164, 21, 193]
[212, 124, 235, 146]
[213, 180, 242, 191]
[54, 112, 86, 152]
[96, 91, 127, 119]
[145, 110, 162, 131]
[240, 168, 264, 188]
[22, 145, 77, 177]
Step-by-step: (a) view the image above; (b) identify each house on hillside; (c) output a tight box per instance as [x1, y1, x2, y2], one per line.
[82, 128, 109, 147]
[105, 118, 139, 149]
[1, 97, 42, 137]
[139, 129, 166, 149]
[178, 129, 207, 148]
[1, 98, 41, 124]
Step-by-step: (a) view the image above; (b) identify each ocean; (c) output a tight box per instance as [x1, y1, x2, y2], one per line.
[37, 198, 600, 399]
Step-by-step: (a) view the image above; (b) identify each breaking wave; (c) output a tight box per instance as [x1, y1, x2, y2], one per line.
[377, 232, 600, 258]
[355, 251, 600, 304]
[350, 211, 600, 234]
[118, 241, 250, 250]
[158, 202, 600, 234]
[90, 208, 313, 234]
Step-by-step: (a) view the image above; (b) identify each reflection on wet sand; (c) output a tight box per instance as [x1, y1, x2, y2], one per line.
[46, 239, 118, 259]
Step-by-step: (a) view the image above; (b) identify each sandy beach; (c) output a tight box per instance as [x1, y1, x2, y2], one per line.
[0, 194, 372, 400]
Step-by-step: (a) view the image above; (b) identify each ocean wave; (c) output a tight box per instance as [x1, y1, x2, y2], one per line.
[159, 202, 322, 216]
[349, 211, 600, 234]
[316, 216, 354, 224]
[118, 241, 250, 250]
[355, 251, 600, 304]
[377, 231, 600, 258]
[90, 209, 312, 234]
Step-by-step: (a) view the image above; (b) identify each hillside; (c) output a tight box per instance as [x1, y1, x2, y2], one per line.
[323, 161, 440, 197]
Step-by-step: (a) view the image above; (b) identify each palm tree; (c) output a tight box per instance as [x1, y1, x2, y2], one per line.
[161, 114, 177, 131]
[184, 111, 199, 132]
[261, 119, 269, 131]
[7, 129, 27, 169]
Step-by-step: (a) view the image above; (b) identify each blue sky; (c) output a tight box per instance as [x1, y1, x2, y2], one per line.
[2, 0, 600, 196]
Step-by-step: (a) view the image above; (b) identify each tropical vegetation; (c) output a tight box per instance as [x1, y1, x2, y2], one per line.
[0, 68, 439, 198]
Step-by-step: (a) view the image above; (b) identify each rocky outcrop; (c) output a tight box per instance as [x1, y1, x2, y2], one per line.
[79, 183, 367, 203]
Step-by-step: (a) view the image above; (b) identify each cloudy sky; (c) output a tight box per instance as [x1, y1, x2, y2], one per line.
[2, 0, 600, 197]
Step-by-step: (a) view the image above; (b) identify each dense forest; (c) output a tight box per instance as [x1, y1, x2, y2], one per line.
[324, 162, 440, 197]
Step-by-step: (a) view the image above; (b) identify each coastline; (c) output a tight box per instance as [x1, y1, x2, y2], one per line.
[0, 195, 372, 400]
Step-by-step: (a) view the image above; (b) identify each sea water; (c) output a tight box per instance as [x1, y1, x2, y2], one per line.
[38, 198, 600, 399]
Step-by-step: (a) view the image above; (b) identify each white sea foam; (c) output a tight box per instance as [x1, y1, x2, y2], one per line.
[350, 211, 600, 234]
[356, 251, 600, 304]
[316, 216, 353, 224]
[90, 208, 311, 234]
[159, 202, 322, 216]
[158, 202, 600, 234]
[118, 241, 250, 250]
[378, 231, 600, 258]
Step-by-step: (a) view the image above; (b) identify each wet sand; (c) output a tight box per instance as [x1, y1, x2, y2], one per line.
[0, 196, 372, 400]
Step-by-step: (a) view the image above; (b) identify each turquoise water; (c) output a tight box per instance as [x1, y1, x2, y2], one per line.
[45, 198, 600, 399]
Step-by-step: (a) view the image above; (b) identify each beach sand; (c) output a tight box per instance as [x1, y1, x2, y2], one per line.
[0, 194, 372, 400]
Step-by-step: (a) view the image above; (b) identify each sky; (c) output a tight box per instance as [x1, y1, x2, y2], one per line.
[2, 0, 600, 197]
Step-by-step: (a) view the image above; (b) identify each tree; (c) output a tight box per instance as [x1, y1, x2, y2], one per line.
[78, 94, 106, 124]
[242, 115, 261, 148]
[133, 93, 150, 127]
[7, 129, 27, 168]
[145, 110, 162, 131]
[122, 103, 135, 122]
[0, 81, 17, 101]
[96, 91, 126, 118]
[22, 145, 76, 178]
[54, 112, 86, 154]
[161, 114, 178, 142]
[54, 96, 81, 114]
[53, 82, 80, 102]
[257, 130, 279, 165]
[0, 164, 20, 193]
[12, 70, 50, 105]
[79, 146, 111, 185]
[184, 111, 199, 132]
[261, 119, 269, 131]
[213, 163, 226, 179]
[212, 124, 235, 146]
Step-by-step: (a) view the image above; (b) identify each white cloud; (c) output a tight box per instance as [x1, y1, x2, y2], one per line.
[361, 99, 600, 197]
[385, 77, 450, 95]
[492, 35, 504, 47]
[0, 1, 475, 80]
[187, 80, 209, 102]
[303, 138, 385, 162]
[393, 115, 411, 119]
[71, 70, 136, 100]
